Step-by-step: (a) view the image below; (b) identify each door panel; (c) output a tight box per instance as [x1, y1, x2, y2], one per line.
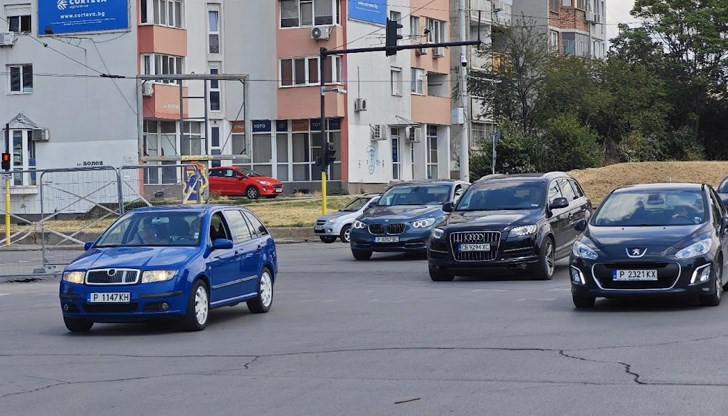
[224, 210, 262, 296]
[206, 212, 240, 303]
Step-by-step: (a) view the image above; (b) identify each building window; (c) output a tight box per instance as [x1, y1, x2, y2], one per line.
[8, 64, 32, 93]
[9, 130, 36, 186]
[562, 0, 571, 6]
[208, 6, 220, 54]
[141, 0, 183, 28]
[549, 0, 560, 11]
[209, 65, 221, 111]
[391, 128, 400, 180]
[143, 120, 178, 184]
[181, 122, 205, 156]
[7, 15, 31, 33]
[549, 30, 559, 52]
[426, 125, 438, 179]
[411, 68, 425, 95]
[409, 16, 420, 39]
[211, 126, 220, 148]
[280, 0, 337, 28]
[280, 56, 341, 87]
[390, 67, 402, 96]
[426, 18, 446, 43]
[141, 54, 183, 84]
[390, 10, 401, 30]
[576, 0, 586, 9]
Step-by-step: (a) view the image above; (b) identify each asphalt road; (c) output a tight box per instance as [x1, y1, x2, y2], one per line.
[2, 243, 728, 415]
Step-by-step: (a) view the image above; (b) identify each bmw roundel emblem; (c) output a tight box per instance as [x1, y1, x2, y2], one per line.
[107, 269, 116, 276]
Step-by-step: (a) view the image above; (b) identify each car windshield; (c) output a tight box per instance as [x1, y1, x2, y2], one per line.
[593, 189, 706, 226]
[718, 179, 728, 193]
[341, 197, 373, 212]
[241, 168, 263, 177]
[377, 185, 451, 206]
[95, 212, 204, 247]
[456, 182, 544, 211]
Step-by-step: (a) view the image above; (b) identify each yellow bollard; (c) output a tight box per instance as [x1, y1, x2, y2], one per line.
[321, 171, 327, 215]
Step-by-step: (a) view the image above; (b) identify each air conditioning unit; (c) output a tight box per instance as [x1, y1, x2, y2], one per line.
[585, 11, 595, 22]
[370, 124, 387, 141]
[354, 98, 367, 112]
[433, 47, 444, 58]
[142, 82, 154, 97]
[0, 32, 16, 47]
[311, 26, 331, 40]
[415, 46, 428, 56]
[32, 128, 49, 142]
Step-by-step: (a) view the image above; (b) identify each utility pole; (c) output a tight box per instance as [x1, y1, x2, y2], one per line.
[458, 0, 470, 183]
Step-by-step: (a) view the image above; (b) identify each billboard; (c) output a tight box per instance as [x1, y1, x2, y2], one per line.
[38, 0, 129, 35]
[348, 0, 387, 25]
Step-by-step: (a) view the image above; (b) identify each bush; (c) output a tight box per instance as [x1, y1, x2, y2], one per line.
[469, 125, 538, 179]
[540, 114, 602, 171]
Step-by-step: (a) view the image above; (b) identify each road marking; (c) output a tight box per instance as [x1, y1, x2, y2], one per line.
[517, 297, 558, 302]
[471, 289, 506, 293]
[0, 293, 9, 297]
[548, 288, 571, 292]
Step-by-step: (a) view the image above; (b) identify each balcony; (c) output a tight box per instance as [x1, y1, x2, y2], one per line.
[277, 86, 346, 120]
[138, 25, 187, 56]
[277, 25, 345, 58]
[142, 83, 188, 120]
[469, 0, 494, 24]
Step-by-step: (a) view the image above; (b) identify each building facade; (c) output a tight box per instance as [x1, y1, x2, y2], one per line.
[1, 0, 461, 215]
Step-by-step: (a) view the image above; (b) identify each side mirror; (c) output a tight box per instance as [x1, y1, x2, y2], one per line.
[442, 201, 454, 213]
[721, 216, 728, 231]
[212, 238, 234, 250]
[83, 241, 95, 251]
[550, 197, 569, 210]
[574, 219, 587, 232]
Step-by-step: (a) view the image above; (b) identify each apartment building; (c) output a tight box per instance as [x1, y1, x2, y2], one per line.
[512, 0, 606, 58]
[0, 0, 459, 215]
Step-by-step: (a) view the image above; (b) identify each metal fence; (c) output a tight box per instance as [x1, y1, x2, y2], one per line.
[0, 164, 205, 279]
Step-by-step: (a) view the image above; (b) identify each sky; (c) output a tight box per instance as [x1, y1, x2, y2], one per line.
[606, 0, 636, 42]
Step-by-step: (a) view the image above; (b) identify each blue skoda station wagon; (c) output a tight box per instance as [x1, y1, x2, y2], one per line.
[59, 205, 277, 332]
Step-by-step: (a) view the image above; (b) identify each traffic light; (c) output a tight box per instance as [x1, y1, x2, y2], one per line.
[385, 18, 403, 57]
[326, 142, 336, 164]
[1, 153, 9, 171]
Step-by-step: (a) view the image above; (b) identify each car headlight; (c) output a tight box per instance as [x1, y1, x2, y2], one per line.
[142, 270, 177, 283]
[62, 271, 85, 284]
[353, 220, 367, 229]
[510, 225, 538, 237]
[412, 218, 436, 228]
[326, 218, 336, 223]
[257, 180, 271, 186]
[676, 238, 712, 259]
[431, 228, 444, 239]
[573, 241, 598, 260]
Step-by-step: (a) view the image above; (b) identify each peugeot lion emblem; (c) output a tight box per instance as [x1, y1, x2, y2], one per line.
[626, 248, 646, 258]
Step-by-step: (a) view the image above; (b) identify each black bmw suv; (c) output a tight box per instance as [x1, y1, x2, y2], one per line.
[427, 172, 592, 281]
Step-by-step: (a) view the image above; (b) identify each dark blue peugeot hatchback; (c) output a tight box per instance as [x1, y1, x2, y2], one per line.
[59, 205, 277, 332]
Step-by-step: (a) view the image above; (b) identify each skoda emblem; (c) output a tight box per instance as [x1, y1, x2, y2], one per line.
[107, 269, 116, 276]
[626, 248, 646, 258]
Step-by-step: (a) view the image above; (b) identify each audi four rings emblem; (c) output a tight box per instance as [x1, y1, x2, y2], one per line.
[466, 233, 484, 241]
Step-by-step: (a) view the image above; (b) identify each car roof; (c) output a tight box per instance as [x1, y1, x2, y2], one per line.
[473, 172, 569, 184]
[389, 179, 468, 187]
[128, 204, 246, 214]
[611, 183, 706, 193]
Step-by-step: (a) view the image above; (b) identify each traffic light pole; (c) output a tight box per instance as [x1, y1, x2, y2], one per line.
[4, 124, 9, 246]
[320, 50, 328, 215]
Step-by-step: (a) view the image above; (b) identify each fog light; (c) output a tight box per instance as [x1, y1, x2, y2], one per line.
[160, 302, 170, 311]
[690, 264, 712, 284]
[571, 267, 586, 285]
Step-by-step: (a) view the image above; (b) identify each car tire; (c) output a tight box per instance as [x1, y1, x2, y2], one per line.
[352, 250, 372, 260]
[339, 225, 352, 243]
[63, 316, 94, 332]
[265, 196, 277, 199]
[531, 236, 555, 280]
[246, 186, 260, 200]
[700, 260, 722, 307]
[182, 280, 209, 331]
[572, 295, 595, 309]
[429, 266, 454, 282]
[319, 236, 337, 243]
[247, 268, 274, 313]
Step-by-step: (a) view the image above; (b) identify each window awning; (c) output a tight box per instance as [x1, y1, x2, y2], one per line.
[387, 115, 420, 127]
[6, 113, 39, 130]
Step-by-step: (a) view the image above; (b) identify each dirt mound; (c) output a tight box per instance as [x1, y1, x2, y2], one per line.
[569, 161, 728, 204]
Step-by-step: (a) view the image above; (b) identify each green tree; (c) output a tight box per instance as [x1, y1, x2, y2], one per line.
[540, 114, 601, 171]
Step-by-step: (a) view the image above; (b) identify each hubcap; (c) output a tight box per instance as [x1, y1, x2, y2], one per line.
[343, 228, 351, 242]
[545, 241, 555, 276]
[260, 272, 273, 307]
[248, 188, 257, 198]
[194, 286, 208, 324]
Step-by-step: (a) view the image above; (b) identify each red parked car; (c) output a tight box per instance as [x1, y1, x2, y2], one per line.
[208, 167, 283, 199]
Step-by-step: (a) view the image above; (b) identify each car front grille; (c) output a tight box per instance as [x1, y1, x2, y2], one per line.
[592, 262, 680, 289]
[82, 303, 139, 313]
[273, 184, 283, 189]
[86, 269, 140, 285]
[367, 223, 406, 235]
[449, 231, 501, 262]
[316, 219, 327, 226]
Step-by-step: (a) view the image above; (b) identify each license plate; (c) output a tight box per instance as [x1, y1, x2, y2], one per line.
[314, 226, 324, 230]
[613, 269, 658, 281]
[275, 188, 283, 193]
[88, 292, 131, 303]
[460, 243, 491, 252]
[375, 236, 400, 243]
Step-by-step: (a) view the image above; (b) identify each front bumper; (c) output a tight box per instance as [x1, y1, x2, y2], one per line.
[350, 227, 431, 252]
[314, 222, 342, 237]
[259, 185, 283, 197]
[59, 279, 188, 322]
[427, 234, 540, 274]
[570, 256, 716, 298]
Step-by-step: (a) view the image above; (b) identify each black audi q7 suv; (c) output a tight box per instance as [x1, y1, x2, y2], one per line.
[427, 172, 592, 281]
